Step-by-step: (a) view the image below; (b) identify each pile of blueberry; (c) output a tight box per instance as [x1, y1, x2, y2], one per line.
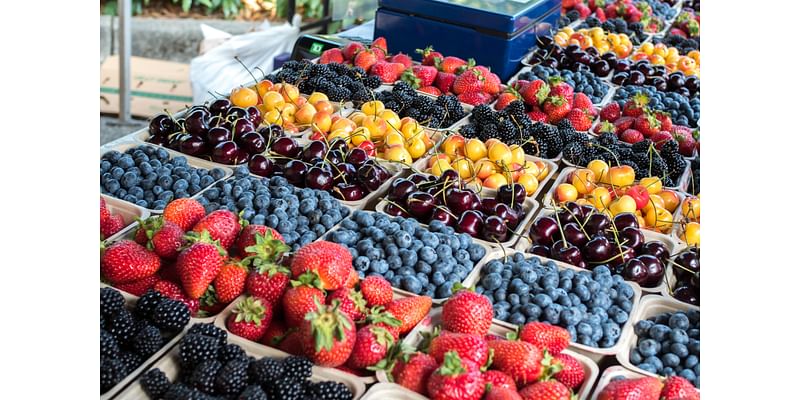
[519, 65, 610, 105]
[614, 85, 700, 128]
[196, 166, 350, 251]
[630, 308, 700, 388]
[100, 145, 227, 210]
[642, 0, 679, 20]
[327, 211, 488, 299]
[474, 254, 636, 349]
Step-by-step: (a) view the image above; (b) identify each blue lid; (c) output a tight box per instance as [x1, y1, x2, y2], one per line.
[378, 0, 560, 34]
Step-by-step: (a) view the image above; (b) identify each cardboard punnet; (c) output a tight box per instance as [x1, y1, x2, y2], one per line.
[100, 56, 192, 118]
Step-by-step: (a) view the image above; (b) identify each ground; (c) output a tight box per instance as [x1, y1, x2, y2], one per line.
[100, 114, 147, 145]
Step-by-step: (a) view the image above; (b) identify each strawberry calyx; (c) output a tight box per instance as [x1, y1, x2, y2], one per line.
[233, 296, 268, 326]
[418, 325, 441, 353]
[480, 348, 494, 372]
[437, 351, 467, 377]
[367, 341, 411, 372]
[365, 306, 402, 327]
[242, 229, 290, 267]
[305, 298, 353, 352]
[400, 68, 422, 89]
[200, 285, 218, 307]
[183, 230, 228, 257]
[632, 93, 650, 109]
[598, 120, 616, 134]
[453, 58, 477, 74]
[415, 45, 436, 57]
[290, 271, 323, 290]
[369, 325, 395, 348]
[253, 262, 290, 278]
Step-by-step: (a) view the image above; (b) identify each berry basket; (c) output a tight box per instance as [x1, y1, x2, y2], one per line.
[507, 65, 617, 108]
[614, 295, 700, 386]
[361, 382, 428, 400]
[100, 142, 233, 215]
[100, 278, 219, 324]
[460, 247, 644, 360]
[102, 194, 150, 242]
[114, 326, 366, 400]
[589, 365, 650, 400]
[376, 307, 600, 400]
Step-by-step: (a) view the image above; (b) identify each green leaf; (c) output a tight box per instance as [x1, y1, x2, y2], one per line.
[182, 0, 192, 13]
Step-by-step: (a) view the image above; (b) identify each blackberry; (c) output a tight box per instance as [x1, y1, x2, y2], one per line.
[238, 384, 269, 400]
[598, 132, 618, 146]
[431, 105, 447, 121]
[179, 334, 220, 369]
[135, 289, 164, 320]
[348, 81, 366, 93]
[351, 89, 372, 104]
[509, 101, 530, 120]
[218, 343, 248, 363]
[101, 329, 120, 359]
[602, 21, 615, 31]
[141, 368, 171, 399]
[631, 153, 651, 171]
[188, 323, 228, 345]
[348, 66, 367, 80]
[282, 356, 313, 382]
[539, 125, 563, 157]
[617, 147, 634, 159]
[215, 359, 249, 395]
[393, 81, 415, 97]
[632, 139, 654, 154]
[666, 157, 687, 176]
[364, 75, 382, 89]
[249, 357, 285, 385]
[267, 378, 304, 399]
[651, 157, 669, 177]
[163, 383, 213, 400]
[331, 75, 351, 87]
[479, 123, 499, 141]
[297, 80, 314, 94]
[190, 359, 222, 394]
[405, 108, 422, 121]
[497, 118, 517, 142]
[101, 314, 106, 330]
[101, 287, 125, 318]
[282, 60, 302, 71]
[566, 10, 580, 21]
[309, 63, 328, 76]
[563, 142, 585, 164]
[109, 308, 136, 344]
[427, 117, 442, 129]
[100, 357, 125, 393]
[556, 118, 577, 135]
[394, 93, 414, 110]
[522, 139, 543, 157]
[153, 298, 190, 332]
[308, 381, 353, 400]
[660, 140, 681, 159]
[133, 325, 164, 358]
[460, 124, 478, 139]
[662, 175, 675, 188]
[383, 100, 399, 111]
[471, 105, 492, 125]
[119, 351, 143, 375]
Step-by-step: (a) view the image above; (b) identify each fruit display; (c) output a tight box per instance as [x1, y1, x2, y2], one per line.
[268, 60, 383, 103]
[499, 79, 597, 129]
[195, 166, 350, 251]
[597, 374, 699, 400]
[577, 16, 649, 45]
[667, 9, 700, 41]
[471, 252, 636, 349]
[667, 248, 700, 306]
[100, 144, 227, 210]
[674, 195, 700, 246]
[631, 43, 700, 77]
[100, 287, 190, 394]
[411, 46, 503, 105]
[627, 305, 700, 387]
[100, 197, 128, 239]
[135, 323, 356, 399]
[327, 210, 488, 299]
[373, 82, 469, 129]
[517, 64, 611, 104]
[613, 84, 699, 128]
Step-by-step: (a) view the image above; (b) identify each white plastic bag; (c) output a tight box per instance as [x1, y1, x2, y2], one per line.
[190, 15, 301, 105]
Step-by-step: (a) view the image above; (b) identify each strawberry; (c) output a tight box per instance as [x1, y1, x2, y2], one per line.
[153, 280, 200, 315]
[246, 263, 290, 306]
[548, 78, 574, 104]
[260, 319, 288, 348]
[101, 240, 161, 284]
[214, 259, 248, 303]
[226, 296, 271, 341]
[236, 224, 287, 260]
[327, 288, 367, 323]
[392, 352, 438, 395]
[613, 116, 636, 133]
[134, 216, 185, 259]
[428, 331, 490, 366]
[520, 80, 550, 106]
[594, 120, 616, 135]
[595, 7, 607, 22]
[364, 306, 403, 340]
[452, 69, 485, 94]
[344, 268, 359, 289]
[528, 111, 548, 123]
[435, 72, 457, 94]
[101, 214, 126, 239]
[385, 296, 432, 335]
[458, 91, 492, 106]
[572, 93, 593, 112]
[650, 131, 673, 148]
[674, 130, 696, 156]
[518, 380, 573, 400]
[176, 231, 227, 299]
[436, 56, 469, 74]
[552, 353, 585, 389]
[371, 61, 403, 83]
[660, 376, 699, 400]
[483, 72, 502, 95]
[417, 46, 444, 66]
[543, 96, 572, 123]
[600, 102, 621, 122]
[299, 299, 357, 367]
[517, 322, 570, 354]
[565, 108, 593, 131]
[354, 50, 379, 72]
[371, 37, 388, 53]
[401, 65, 437, 88]
[361, 276, 394, 307]
[419, 86, 443, 96]
[488, 340, 549, 386]
[620, 129, 645, 144]
[346, 324, 395, 370]
[100, 197, 111, 222]
[372, 46, 387, 61]
[654, 111, 672, 132]
[622, 93, 650, 117]
[192, 210, 240, 250]
[597, 377, 663, 400]
[342, 42, 366, 62]
[282, 275, 326, 327]
[495, 92, 521, 110]
[319, 48, 344, 64]
[390, 52, 413, 68]
[427, 351, 486, 400]
[290, 241, 353, 291]
[114, 274, 160, 296]
[633, 113, 662, 137]
[278, 328, 304, 355]
[163, 198, 205, 231]
[485, 386, 523, 400]
[483, 370, 517, 390]
[442, 287, 493, 336]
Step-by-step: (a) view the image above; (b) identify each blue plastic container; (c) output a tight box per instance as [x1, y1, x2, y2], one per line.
[374, 0, 561, 82]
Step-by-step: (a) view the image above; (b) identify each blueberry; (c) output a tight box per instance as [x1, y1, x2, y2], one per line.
[467, 244, 485, 260]
[509, 312, 526, 326]
[638, 363, 657, 374]
[669, 329, 689, 344]
[415, 261, 432, 275]
[494, 289, 507, 302]
[399, 249, 418, 267]
[684, 354, 699, 369]
[669, 313, 691, 330]
[543, 306, 560, 324]
[454, 249, 470, 263]
[152, 200, 167, 210]
[644, 356, 663, 371]
[637, 339, 660, 357]
[630, 349, 643, 365]
[687, 328, 699, 339]
[678, 369, 696, 382]
[396, 231, 412, 248]
[104, 180, 121, 194]
[508, 293, 520, 306]
[649, 324, 671, 341]
[419, 246, 437, 264]
[635, 320, 654, 336]
[354, 256, 370, 272]
[662, 353, 681, 368]
[435, 284, 453, 299]
[533, 294, 552, 308]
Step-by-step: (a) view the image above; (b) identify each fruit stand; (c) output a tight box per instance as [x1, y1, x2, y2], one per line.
[99, 1, 700, 399]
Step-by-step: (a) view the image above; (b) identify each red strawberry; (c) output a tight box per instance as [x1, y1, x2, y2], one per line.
[528, 111, 548, 123]
[429, 331, 490, 366]
[483, 72, 502, 95]
[674, 130, 697, 156]
[354, 50, 379, 72]
[613, 116, 636, 133]
[392, 352, 438, 395]
[417, 46, 444, 66]
[135, 216, 185, 259]
[290, 241, 353, 291]
[436, 56, 469, 74]
[600, 102, 621, 122]
[299, 300, 357, 367]
[401, 65, 438, 88]
[572, 93, 593, 111]
[487, 340, 548, 386]
[364, 306, 402, 340]
[226, 296, 272, 341]
[518, 322, 571, 354]
[518, 380, 573, 400]
[485, 386, 523, 400]
[346, 324, 395, 370]
[442, 287, 493, 336]
[327, 288, 367, 323]
[101, 214, 126, 239]
[101, 240, 161, 284]
[597, 377, 663, 400]
[419, 86, 443, 96]
[654, 111, 673, 132]
[342, 42, 366, 62]
[246, 263, 290, 306]
[548, 78, 574, 104]
[595, 7, 607, 22]
[385, 296, 432, 335]
[660, 376, 699, 400]
[594, 120, 616, 135]
[452, 69, 485, 94]
[214, 259, 248, 303]
[371, 61, 403, 83]
[260, 319, 288, 348]
[372, 46, 387, 61]
[344, 268, 359, 289]
[319, 48, 344, 64]
[282, 275, 326, 327]
[458, 91, 492, 106]
[277, 328, 304, 355]
[390, 52, 413, 68]
[427, 351, 486, 400]
[483, 370, 517, 390]
[360, 275, 393, 307]
[620, 128, 645, 144]
[371, 37, 388, 53]
[552, 353, 585, 389]
[114, 274, 160, 296]
[153, 280, 200, 315]
[565, 108, 593, 131]
[163, 198, 205, 231]
[651, 131, 673, 149]
[435, 72, 457, 94]
[634, 113, 662, 137]
[236, 224, 287, 260]
[192, 210, 240, 250]
[543, 96, 572, 123]
[520, 80, 550, 106]
[622, 93, 650, 117]
[100, 197, 111, 222]
[176, 231, 227, 299]
[495, 92, 522, 111]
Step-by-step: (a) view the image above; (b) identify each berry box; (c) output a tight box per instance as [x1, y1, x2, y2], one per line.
[114, 326, 366, 400]
[361, 382, 428, 400]
[507, 65, 617, 108]
[589, 365, 650, 400]
[102, 194, 150, 242]
[101, 279, 219, 324]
